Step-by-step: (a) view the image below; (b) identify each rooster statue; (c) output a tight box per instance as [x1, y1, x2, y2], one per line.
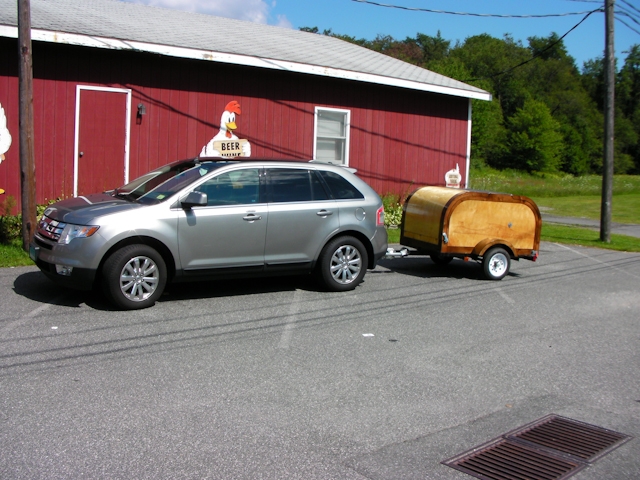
[0, 103, 12, 195]
[200, 100, 251, 158]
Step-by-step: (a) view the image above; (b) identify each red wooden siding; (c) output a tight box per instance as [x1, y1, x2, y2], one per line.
[0, 37, 470, 211]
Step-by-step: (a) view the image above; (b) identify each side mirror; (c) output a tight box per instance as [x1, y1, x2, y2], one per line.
[181, 191, 207, 209]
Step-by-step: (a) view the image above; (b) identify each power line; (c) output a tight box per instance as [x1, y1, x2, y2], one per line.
[462, 9, 600, 82]
[619, 0, 640, 16]
[616, 14, 640, 35]
[351, 0, 601, 18]
[617, 9, 640, 27]
[616, 4, 640, 24]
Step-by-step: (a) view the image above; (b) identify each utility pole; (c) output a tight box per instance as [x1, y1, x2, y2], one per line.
[600, 0, 615, 243]
[18, 0, 36, 251]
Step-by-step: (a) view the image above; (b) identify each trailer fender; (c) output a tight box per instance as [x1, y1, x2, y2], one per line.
[472, 238, 516, 258]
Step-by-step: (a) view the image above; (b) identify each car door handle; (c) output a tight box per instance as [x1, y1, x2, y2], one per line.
[316, 210, 333, 217]
[243, 213, 262, 221]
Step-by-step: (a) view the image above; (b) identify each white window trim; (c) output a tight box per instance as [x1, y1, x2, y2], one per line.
[313, 106, 351, 166]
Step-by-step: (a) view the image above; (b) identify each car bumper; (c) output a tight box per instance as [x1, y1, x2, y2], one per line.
[370, 226, 388, 266]
[31, 243, 97, 291]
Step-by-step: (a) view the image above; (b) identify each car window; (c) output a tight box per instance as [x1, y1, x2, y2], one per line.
[114, 159, 199, 200]
[317, 170, 364, 199]
[137, 162, 224, 204]
[267, 168, 330, 203]
[195, 168, 261, 206]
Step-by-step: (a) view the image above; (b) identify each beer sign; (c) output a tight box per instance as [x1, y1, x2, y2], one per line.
[213, 139, 250, 158]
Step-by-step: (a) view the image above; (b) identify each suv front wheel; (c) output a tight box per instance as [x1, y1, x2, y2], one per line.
[317, 236, 368, 292]
[102, 244, 167, 309]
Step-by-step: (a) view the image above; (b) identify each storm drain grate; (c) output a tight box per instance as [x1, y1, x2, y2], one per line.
[506, 414, 633, 463]
[442, 415, 633, 480]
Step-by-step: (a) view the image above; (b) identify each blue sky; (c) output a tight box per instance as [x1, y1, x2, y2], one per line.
[123, 0, 640, 68]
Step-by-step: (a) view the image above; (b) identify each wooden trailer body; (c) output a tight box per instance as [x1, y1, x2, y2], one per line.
[400, 186, 542, 279]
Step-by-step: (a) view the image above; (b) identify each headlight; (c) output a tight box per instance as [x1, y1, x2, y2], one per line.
[59, 224, 100, 244]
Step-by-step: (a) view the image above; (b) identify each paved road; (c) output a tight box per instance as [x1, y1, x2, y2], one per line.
[1, 243, 639, 479]
[542, 213, 640, 238]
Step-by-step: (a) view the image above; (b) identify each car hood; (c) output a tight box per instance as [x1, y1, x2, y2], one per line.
[43, 193, 145, 225]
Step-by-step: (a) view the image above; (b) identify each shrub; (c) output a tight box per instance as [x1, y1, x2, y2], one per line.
[0, 196, 60, 244]
[381, 193, 403, 227]
[0, 196, 21, 244]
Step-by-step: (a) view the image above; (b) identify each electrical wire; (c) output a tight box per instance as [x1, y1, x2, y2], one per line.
[616, 4, 640, 24]
[462, 9, 601, 82]
[616, 14, 640, 35]
[619, 0, 640, 16]
[351, 0, 601, 17]
[349, 1, 637, 81]
[617, 10, 640, 27]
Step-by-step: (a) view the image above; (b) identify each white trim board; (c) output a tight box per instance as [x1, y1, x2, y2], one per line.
[74, 85, 132, 197]
[0, 25, 492, 102]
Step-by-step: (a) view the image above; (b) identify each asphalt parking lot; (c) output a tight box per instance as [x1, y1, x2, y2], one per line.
[1, 241, 639, 479]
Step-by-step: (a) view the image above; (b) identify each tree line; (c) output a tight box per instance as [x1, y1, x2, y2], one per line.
[302, 27, 640, 176]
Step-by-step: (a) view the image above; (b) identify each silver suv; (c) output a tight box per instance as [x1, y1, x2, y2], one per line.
[30, 158, 388, 309]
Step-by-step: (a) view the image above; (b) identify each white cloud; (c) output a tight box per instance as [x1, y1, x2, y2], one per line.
[123, 0, 289, 26]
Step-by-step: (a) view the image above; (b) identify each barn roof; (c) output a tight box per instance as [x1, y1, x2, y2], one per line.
[0, 0, 491, 101]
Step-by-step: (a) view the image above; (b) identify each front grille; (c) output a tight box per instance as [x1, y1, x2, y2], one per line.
[37, 215, 66, 242]
[34, 235, 53, 250]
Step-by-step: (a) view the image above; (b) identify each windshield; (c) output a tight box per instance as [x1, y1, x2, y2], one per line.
[113, 159, 200, 201]
[136, 162, 225, 205]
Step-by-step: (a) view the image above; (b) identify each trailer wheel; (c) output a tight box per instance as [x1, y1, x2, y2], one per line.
[430, 253, 453, 266]
[317, 236, 368, 292]
[483, 247, 510, 280]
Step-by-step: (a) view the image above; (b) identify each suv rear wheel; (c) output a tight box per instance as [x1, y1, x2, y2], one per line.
[102, 244, 167, 309]
[317, 236, 368, 292]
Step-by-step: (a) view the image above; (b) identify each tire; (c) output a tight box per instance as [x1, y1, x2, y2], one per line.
[102, 244, 167, 309]
[317, 236, 368, 292]
[482, 247, 510, 281]
[430, 253, 453, 266]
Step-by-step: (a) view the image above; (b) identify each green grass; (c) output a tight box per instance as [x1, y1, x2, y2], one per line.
[469, 169, 640, 225]
[387, 223, 640, 251]
[468, 171, 640, 198]
[533, 194, 640, 224]
[0, 240, 31, 267]
[540, 223, 640, 252]
[387, 227, 400, 244]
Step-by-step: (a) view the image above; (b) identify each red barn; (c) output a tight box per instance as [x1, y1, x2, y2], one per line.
[0, 0, 490, 209]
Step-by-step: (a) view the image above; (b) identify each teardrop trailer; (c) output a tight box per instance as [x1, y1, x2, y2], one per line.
[386, 186, 542, 280]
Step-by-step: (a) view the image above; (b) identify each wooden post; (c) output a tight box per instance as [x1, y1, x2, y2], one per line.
[600, 0, 615, 243]
[18, 0, 37, 251]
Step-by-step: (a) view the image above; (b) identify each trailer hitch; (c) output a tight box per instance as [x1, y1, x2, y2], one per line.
[384, 247, 409, 259]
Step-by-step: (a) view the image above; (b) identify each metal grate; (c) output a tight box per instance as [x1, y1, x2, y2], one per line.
[445, 438, 585, 480]
[507, 415, 633, 463]
[443, 415, 633, 480]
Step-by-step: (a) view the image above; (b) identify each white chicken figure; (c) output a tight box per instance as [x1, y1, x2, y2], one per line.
[200, 100, 251, 158]
[0, 102, 12, 195]
[0, 103, 11, 165]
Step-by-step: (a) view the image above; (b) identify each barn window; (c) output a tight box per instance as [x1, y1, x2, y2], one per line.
[314, 107, 350, 165]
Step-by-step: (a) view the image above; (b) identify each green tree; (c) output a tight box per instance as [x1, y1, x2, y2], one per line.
[616, 45, 640, 172]
[505, 99, 564, 173]
[450, 34, 530, 118]
[414, 31, 451, 67]
[522, 35, 603, 175]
